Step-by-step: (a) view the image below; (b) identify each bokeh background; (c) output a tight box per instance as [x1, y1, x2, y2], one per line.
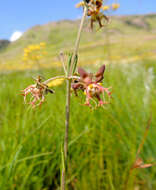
[0, 1, 156, 189]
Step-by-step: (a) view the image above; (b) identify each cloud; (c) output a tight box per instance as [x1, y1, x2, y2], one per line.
[10, 31, 23, 42]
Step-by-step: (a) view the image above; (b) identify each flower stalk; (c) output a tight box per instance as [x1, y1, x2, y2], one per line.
[21, 1, 112, 189]
[69, 6, 87, 75]
[61, 5, 87, 190]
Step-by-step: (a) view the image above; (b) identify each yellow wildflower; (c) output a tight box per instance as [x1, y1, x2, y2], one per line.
[24, 48, 30, 53]
[28, 45, 35, 51]
[36, 55, 40, 60]
[112, 3, 120, 10]
[34, 45, 41, 50]
[23, 57, 29, 61]
[24, 53, 28, 57]
[76, 1, 85, 8]
[40, 42, 46, 47]
[102, 5, 110, 11]
[47, 78, 65, 87]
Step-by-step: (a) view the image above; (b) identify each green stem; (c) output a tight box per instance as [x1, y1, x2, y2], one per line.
[61, 79, 71, 190]
[61, 5, 87, 190]
[69, 6, 87, 75]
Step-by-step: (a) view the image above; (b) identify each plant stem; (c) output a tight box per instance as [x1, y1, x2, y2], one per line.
[124, 115, 152, 190]
[61, 79, 71, 190]
[61, 6, 87, 190]
[69, 6, 87, 75]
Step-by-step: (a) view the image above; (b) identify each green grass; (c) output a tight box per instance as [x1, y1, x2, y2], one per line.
[0, 60, 156, 190]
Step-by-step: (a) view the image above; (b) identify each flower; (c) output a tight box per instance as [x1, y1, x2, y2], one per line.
[76, 0, 109, 30]
[132, 157, 152, 169]
[21, 76, 54, 108]
[72, 65, 112, 107]
[102, 5, 110, 11]
[112, 3, 120, 10]
[23, 42, 47, 64]
[47, 78, 65, 87]
[76, 1, 85, 8]
[40, 42, 46, 47]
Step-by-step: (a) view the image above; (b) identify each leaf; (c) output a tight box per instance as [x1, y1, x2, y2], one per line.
[67, 53, 73, 75]
[72, 54, 78, 74]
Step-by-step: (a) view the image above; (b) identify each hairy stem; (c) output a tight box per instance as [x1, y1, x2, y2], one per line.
[61, 5, 87, 190]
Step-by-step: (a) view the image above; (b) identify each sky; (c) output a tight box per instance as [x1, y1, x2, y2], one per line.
[0, 0, 155, 40]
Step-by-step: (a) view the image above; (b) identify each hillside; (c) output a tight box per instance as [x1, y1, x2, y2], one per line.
[0, 40, 10, 51]
[0, 14, 156, 70]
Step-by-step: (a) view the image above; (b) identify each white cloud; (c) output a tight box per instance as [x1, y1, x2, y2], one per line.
[10, 31, 23, 42]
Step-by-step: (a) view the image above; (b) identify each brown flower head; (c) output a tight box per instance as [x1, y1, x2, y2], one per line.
[76, 0, 109, 30]
[87, 0, 109, 30]
[72, 65, 112, 107]
[21, 76, 54, 108]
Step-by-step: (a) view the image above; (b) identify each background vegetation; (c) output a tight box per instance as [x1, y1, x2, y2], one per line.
[0, 14, 156, 190]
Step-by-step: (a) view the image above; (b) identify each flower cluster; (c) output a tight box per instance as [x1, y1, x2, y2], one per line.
[71, 64, 112, 107]
[76, 0, 109, 30]
[102, 3, 120, 11]
[21, 76, 54, 108]
[23, 42, 47, 63]
[76, 0, 120, 30]
[21, 3, 113, 109]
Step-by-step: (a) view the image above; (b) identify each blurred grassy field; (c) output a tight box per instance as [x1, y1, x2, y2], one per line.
[0, 60, 156, 190]
[0, 14, 156, 190]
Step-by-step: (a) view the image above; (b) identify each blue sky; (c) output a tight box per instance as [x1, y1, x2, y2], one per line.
[0, 0, 155, 40]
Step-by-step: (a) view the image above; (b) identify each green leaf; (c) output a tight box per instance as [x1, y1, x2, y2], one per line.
[67, 53, 73, 75]
[72, 54, 78, 75]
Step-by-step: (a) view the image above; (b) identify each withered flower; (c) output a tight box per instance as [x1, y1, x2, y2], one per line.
[88, 0, 109, 30]
[72, 65, 112, 107]
[21, 76, 54, 108]
[76, 0, 109, 30]
[132, 157, 152, 169]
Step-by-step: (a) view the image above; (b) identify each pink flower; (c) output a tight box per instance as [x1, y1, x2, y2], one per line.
[72, 65, 112, 107]
[21, 76, 54, 108]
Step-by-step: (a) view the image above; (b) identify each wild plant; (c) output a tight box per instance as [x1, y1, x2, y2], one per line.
[21, 1, 152, 190]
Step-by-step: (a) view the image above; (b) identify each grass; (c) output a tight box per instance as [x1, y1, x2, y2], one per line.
[0, 59, 156, 190]
[0, 12, 156, 190]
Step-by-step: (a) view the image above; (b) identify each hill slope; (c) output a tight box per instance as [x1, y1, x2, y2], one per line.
[0, 14, 156, 70]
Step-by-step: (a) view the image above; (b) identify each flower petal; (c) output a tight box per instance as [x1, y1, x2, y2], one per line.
[95, 64, 105, 82]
